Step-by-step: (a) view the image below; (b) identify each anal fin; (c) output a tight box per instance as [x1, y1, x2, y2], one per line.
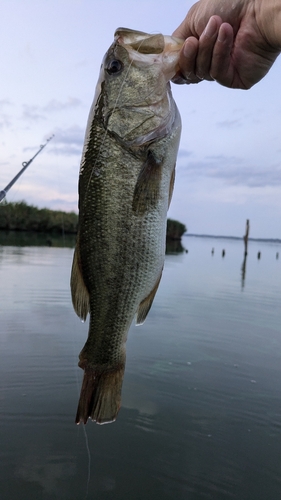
[136, 269, 163, 325]
[70, 241, 90, 321]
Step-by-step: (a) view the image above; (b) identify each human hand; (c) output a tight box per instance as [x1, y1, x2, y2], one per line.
[172, 0, 281, 89]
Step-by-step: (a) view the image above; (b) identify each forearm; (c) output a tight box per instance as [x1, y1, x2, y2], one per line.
[257, 0, 281, 50]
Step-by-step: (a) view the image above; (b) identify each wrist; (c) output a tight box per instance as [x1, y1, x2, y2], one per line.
[257, 0, 281, 50]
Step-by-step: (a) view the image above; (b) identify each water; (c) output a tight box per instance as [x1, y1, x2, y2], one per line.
[0, 234, 281, 499]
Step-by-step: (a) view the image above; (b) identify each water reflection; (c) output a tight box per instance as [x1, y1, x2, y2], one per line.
[1, 236, 281, 499]
[0, 230, 76, 248]
[15, 449, 76, 496]
[1, 231, 187, 254]
[165, 238, 185, 254]
[241, 253, 247, 289]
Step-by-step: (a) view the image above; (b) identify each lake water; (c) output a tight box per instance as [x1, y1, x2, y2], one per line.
[0, 234, 281, 500]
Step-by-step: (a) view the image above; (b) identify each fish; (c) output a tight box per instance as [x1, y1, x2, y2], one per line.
[70, 27, 183, 424]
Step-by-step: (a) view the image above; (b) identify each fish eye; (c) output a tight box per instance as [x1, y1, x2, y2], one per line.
[106, 59, 123, 75]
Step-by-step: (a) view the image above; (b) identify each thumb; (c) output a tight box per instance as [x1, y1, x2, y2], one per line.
[172, 17, 194, 39]
[172, 3, 199, 39]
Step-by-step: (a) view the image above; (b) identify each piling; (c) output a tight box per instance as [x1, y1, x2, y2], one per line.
[243, 219, 250, 256]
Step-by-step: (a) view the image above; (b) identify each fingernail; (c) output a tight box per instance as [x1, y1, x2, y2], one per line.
[171, 75, 190, 85]
[218, 26, 227, 43]
[203, 17, 217, 39]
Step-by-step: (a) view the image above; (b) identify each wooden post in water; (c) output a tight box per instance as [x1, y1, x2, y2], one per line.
[243, 219, 250, 256]
[241, 219, 250, 289]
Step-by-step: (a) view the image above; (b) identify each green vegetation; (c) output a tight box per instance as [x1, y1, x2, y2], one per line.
[0, 200, 78, 233]
[0, 202, 187, 243]
[166, 218, 187, 240]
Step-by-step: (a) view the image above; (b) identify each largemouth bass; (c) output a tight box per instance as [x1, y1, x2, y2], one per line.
[71, 27, 183, 424]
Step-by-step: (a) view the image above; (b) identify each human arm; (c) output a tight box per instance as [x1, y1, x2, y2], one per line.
[172, 0, 281, 89]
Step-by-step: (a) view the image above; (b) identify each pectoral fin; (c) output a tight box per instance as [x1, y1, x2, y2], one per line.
[136, 269, 163, 325]
[132, 151, 162, 215]
[70, 241, 90, 321]
[168, 164, 176, 208]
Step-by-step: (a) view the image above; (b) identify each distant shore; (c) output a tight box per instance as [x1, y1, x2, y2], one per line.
[185, 234, 281, 244]
[0, 201, 187, 240]
[0, 201, 77, 234]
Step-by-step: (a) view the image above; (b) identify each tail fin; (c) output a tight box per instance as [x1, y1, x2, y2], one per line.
[75, 365, 125, 425]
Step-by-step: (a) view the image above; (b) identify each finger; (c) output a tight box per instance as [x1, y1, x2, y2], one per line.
[210, 23, 234, 85]
[195, 16, 222, 80]
[171, 74, 191, 84]
[174, 37, 203, 84]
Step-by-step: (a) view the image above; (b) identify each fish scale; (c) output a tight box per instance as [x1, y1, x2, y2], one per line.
[71, 27, 183, 424]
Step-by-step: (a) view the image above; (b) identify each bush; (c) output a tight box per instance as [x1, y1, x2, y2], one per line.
[166, 218, 187, 240]
[0, 200, 78, 233]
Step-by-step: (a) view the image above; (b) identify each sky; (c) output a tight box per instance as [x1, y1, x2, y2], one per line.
[1, 0, 281, 238]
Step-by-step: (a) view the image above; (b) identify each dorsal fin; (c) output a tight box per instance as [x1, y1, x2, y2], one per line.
[136, 269, 163, 325]
[70, 241, 90, 321]
[132, 151, 162, 215]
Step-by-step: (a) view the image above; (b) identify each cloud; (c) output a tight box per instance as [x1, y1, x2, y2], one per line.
[21, 97, 82, 122]
[48, 198, 78, 212]
[0, 115, 12, 129]
[43, 98, 82, 112]
[74, 59, 89, 69]
[180, 155, 281, 188]
[212, 163, 281, 188]
[22, 104, 46, 122]
[177, 149, 193, 158]
[0, 100, 13, 129]
[0, 99, 13, 110]
[216, 119, 243, 128]
[48, 125, 84, 156]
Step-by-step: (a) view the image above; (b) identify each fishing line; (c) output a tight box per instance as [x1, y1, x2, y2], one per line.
[82, 425, 91, 500]
[72, 41, 143, 497]
[82, 37, 147, 206]
[0, 167, 23, 206]
[72, 36, 147, 498]
[51, 137, 66, 244]
[71, 320, 92, 499]
[83, 61, 134, 201]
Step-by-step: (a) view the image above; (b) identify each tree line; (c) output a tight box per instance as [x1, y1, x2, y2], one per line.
[0, 201, 187, 238]
[0, 201, 78, 233]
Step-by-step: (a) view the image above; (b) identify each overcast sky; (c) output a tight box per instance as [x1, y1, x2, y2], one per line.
[1, 0, 281, 238]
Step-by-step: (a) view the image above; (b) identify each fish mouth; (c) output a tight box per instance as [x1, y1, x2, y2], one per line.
[114, 28, 166, 54]
[114, 27, 184, 81]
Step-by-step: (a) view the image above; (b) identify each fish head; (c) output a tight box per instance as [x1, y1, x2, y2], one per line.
[93, 28, 183, 146]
